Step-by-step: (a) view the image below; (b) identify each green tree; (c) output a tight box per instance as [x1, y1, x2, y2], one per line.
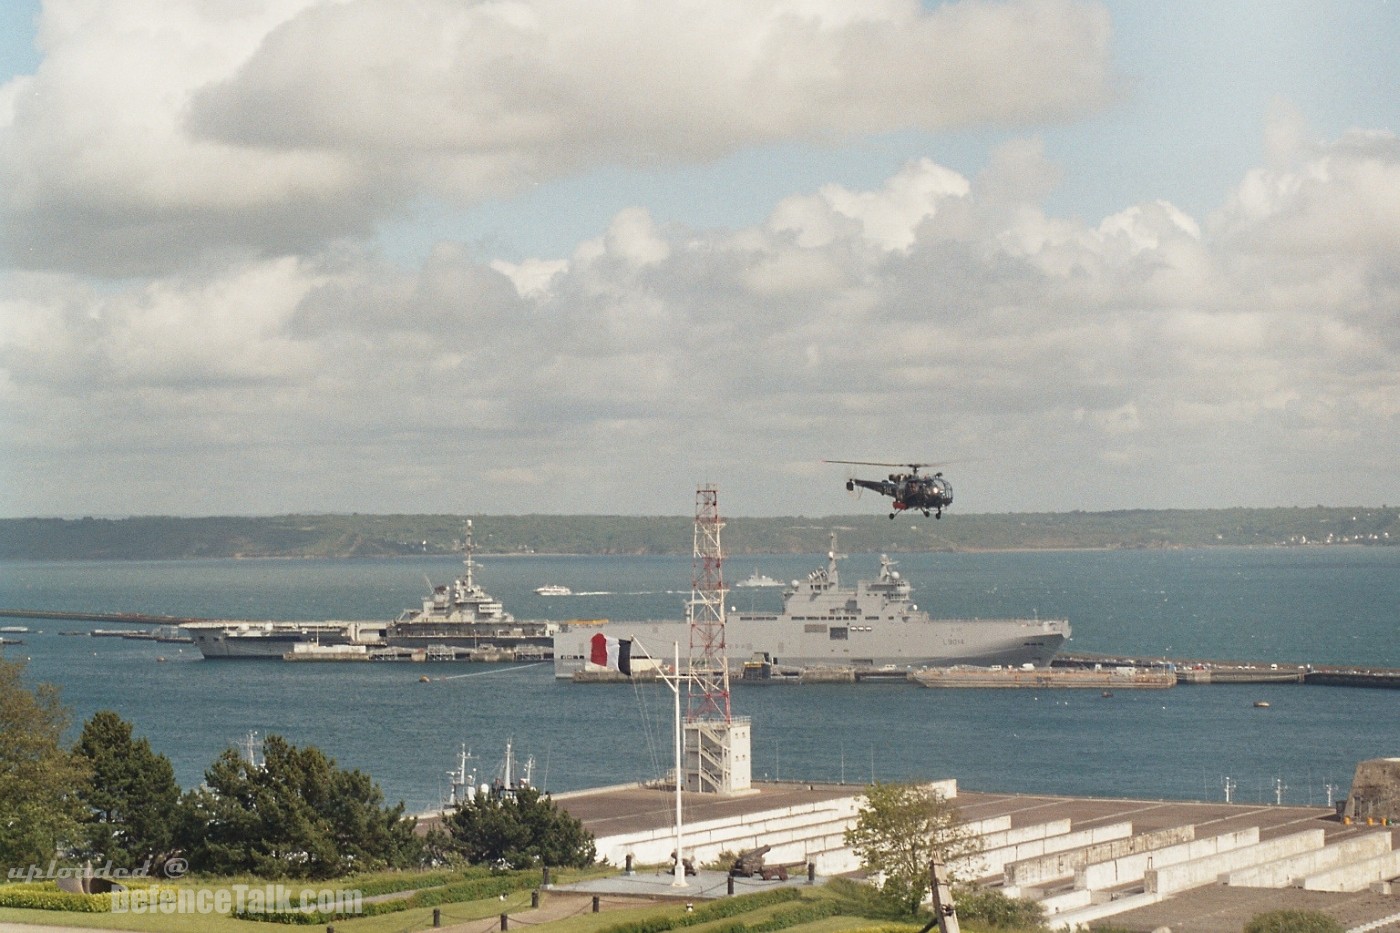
[0, 657, 90, 867]
[180, 734, 421, 879]
[1243, 910, 1345, 933]
[843, 781, 984, 914]
[444, 786, 595, 869]
[74, 710, 182, 870]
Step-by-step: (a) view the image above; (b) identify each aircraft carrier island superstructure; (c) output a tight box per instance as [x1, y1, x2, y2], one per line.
[385, 520, 557, 652]
[554, 535, 1070, 677]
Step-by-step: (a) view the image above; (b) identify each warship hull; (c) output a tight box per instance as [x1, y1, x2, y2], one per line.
[553, 614, 1067, 677]
[385, 621, 556, 652]
[554, 537, 1070, 679]
[185, 621, 383, 659]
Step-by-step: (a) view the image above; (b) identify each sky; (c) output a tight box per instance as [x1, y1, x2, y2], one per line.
[1, 0, 1397, 519]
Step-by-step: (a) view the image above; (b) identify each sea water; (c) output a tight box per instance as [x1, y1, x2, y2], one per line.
[1, 547, 1397, 813]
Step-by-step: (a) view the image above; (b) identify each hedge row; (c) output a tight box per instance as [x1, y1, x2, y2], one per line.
[0, 885, 113, 913]
[0, 882, 182, 913]
[351, 865, 503, 898]
[715, 898, 845, 933]
[599, 888, 803, 933]
[231, 869, 538, 924]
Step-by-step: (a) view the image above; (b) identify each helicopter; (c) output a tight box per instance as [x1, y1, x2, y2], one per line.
[826, 460, 954, 519]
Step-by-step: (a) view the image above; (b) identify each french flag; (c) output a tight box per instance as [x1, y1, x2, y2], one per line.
[589, 632, 632, 676]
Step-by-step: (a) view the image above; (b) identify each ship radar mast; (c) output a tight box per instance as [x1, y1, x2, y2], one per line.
[462, 520, 477, 589]
[447, 743, 476, 806]
[236, 730, 263, 769]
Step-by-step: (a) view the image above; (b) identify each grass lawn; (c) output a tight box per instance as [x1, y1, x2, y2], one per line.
[0, 894, 681, 933]
[0, 871, 963, 933]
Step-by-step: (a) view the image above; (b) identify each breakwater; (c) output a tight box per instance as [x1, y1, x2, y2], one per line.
[1055, 654, 1400, 690]
[0, 607, 205, 625]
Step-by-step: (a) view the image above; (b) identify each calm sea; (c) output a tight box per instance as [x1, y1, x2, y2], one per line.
[2, 547, 1397, 813]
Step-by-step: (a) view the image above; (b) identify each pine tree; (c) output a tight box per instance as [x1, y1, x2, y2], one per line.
[445, 786, 595, 869]
[75, 710, 182, 870]
[180, 734, 421, 879]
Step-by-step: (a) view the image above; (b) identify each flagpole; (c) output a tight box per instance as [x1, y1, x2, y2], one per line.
[672, 639, 687, 887]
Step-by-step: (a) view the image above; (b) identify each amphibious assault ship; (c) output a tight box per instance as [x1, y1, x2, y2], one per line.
[553, 534, 1070, 677]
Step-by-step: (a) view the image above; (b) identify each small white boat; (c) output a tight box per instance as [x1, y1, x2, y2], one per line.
[734, 569, 783, 588]
[534, 584, 572, 597]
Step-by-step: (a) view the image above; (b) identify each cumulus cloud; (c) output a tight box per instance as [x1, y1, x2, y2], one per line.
[1, 1, 1395, 516]
[1, 0, 1114, 275]
[3, 129, 1398, 515]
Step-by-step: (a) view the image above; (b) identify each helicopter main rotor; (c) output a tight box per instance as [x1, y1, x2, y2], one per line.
[824, 459, 944, 474]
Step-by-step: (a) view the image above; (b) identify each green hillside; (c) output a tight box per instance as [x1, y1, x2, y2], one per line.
[0, 507, 1394, 559]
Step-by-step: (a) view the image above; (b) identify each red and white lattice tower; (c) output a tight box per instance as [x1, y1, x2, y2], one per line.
[686, 485, 731, 723]
[681, 486, 750, 795]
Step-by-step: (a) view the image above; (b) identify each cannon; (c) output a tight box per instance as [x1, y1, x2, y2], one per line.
[728, 845, 772, 877]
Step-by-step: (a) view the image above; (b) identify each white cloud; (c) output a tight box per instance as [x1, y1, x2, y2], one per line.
[1, 0, 1115, 275]
[1, 2, 1396, 517]
[5, 127, 1398, 515]
[772, 158, 971, 251]
[491, 258, 568, 298]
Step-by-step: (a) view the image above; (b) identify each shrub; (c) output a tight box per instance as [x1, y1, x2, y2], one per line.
[951, 885, 1046, 931]
[0, 884, 112, 913]
[1243, 909, 1345, 933]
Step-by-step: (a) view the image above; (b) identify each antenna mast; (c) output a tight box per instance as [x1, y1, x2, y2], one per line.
[687, 485, 731, 722]
[680, 485, 750, 795]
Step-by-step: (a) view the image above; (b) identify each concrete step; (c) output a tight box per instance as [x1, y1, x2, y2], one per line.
[1049, 890, 1165, 930]
[1005, 823, 1197, 892]
[967, 822, 1135, 880]
[1300, 847, 1400, 893]
[1146, 828, 1325, 895]
[1077, 827, 1260, 891]
[1224, 832, 1392, 888]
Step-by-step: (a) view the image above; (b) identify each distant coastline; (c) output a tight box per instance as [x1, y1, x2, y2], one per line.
[0, 507, 1394, 560]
